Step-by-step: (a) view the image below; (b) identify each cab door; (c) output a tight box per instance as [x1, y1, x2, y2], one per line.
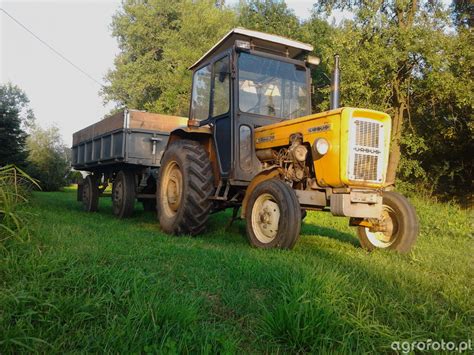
[210, 54, 232, 177]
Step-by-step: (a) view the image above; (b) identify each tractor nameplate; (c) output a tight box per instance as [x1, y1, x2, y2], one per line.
[256, 134, 275, 143]
[308, 123, 331, 133]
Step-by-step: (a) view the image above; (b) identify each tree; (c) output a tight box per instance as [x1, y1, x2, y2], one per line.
[311, 0, 471, 193]
[26, 125, 71, 191]
[102, 0, 237, 116]
[0, 83, 35, 167]
[237, 0, 301, 39]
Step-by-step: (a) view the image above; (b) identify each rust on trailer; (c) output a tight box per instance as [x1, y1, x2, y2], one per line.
[129, 111, 188, 132]
[73, 110, 124, 146]
[72, 110, 188, 146]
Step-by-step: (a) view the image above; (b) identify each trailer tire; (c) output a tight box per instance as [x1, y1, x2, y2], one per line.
[112, 170, 136, 218]
[82, 175, 99, 212]
[245, 179, 301, 249]
[357, 191, 419, 253]
[157, 140, 214, 235]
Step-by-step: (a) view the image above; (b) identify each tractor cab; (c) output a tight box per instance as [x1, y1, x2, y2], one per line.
[187, 28, 314, 184]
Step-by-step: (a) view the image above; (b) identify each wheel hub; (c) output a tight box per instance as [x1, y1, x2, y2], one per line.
[161, 161, 183, 217]
[113, 181, 123, 205]
[365, 206, 398, 247]
[251, 194, 280, 243]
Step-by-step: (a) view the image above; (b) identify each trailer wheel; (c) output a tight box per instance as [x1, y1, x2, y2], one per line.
[357, 191, 419, 253]
[112, 170, 136, 218]
[245, 179, 301, 249]
[82, 175, 99, 212]
[157, 140, 213, 235]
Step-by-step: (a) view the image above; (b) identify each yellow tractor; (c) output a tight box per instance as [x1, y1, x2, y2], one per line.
[73, 28, 419, 252]
[158, 28, 419, 252]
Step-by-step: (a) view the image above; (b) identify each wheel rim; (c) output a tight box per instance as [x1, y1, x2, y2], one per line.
[82, 181, 90, 207]
[365, 205, 399, 248]
[161, 161, 183, 218]
[251, 193, 280, 244]
[113, 180, 124, 213]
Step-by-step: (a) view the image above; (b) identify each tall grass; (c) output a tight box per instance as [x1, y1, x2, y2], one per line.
[1, 188, 472, 352]
[0, 165, 39, 245]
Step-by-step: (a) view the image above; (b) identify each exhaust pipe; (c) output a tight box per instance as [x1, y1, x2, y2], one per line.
[330, 54, 340, 110]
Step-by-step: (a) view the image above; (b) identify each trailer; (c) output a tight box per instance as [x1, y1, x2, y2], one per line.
[72, 109, 188, 217]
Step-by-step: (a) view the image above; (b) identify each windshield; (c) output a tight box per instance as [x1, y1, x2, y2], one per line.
[238, 52, 309, 119]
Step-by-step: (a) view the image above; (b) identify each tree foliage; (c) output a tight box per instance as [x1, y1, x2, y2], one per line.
[102, 0, 237, 116]
[310, 1, 472, 202]
[237, 0, 301, 39]
[26, 125, 71, 191]
[0, 83, 35, 167]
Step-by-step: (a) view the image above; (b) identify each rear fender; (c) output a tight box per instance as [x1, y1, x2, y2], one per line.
[166, 127, 220, 185]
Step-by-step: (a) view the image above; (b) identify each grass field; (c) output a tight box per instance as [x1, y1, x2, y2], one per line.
[1, 187, 472, 353]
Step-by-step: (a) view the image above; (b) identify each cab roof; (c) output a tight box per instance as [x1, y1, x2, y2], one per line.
[189, 27, 314, 70]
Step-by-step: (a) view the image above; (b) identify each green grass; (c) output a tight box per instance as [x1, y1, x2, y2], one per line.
[1, 187, 472, 353]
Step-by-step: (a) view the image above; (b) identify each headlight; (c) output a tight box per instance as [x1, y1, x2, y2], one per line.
[313, 138, 329, 156]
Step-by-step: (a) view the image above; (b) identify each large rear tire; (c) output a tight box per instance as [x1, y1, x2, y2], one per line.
[157, 140, 214, 235]
[82, 175, 99, 212]
[357, 191, 419, 253]
[245, 179, 301, 249]
[112, 170, 136, 218]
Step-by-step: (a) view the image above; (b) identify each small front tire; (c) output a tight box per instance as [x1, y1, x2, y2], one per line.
[245, 179, 301, 249]
[357, 191, 419, 253]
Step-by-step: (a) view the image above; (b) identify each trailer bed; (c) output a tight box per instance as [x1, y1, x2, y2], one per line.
[72, 109, 187, 171]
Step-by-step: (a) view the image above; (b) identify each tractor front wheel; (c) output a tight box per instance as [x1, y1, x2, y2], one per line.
[245, 179, 301, 249]
[357, 191, 419, 253]
[157, 140, 214, 235]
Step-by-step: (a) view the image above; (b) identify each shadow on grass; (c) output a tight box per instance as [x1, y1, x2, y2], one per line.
[301, 223, 359, 247]
[34, 190, 362, 250]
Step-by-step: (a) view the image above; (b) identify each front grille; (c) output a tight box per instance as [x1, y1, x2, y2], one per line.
[348, 118, 385, 182]
[353, 154, 378, 181]
[355, 120, 380, 148]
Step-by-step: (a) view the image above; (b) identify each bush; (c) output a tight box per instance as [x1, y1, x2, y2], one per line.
[26, 125, 70, 191]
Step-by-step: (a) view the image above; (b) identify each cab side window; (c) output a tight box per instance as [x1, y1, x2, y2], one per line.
[212, 56, 230, 117]
[190, 65, 211, 120]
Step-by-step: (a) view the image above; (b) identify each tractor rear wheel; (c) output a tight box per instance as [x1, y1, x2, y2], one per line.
[357, 191, 419, 253]
[157, 140, 214, 235]
[82, 175, 99, 212]
[245, 179, 301, 249]
[112, 170, 136, 218]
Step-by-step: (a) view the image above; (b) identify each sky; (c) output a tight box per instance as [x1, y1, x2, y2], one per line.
[1, 0, 121, 146]
[0, 0, 331, 146]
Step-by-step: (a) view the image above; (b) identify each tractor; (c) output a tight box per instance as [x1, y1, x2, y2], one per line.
[74, 28, 419, 252]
